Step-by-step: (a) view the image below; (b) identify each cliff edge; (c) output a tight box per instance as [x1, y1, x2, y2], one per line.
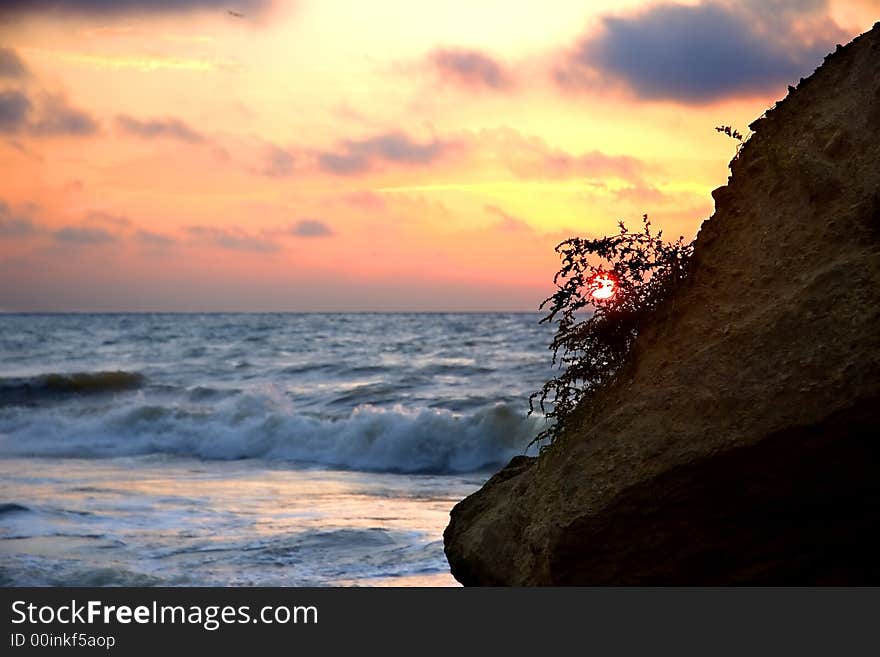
[444, 24, 880, 585]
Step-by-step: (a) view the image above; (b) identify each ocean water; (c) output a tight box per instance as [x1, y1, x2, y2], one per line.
[0, 313, 554, 586]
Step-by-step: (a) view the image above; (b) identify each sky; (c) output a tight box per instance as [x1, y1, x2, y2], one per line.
[0, 0, 875, 311]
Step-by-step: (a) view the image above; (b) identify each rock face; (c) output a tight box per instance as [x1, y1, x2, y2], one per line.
[444, 25, 880, 585]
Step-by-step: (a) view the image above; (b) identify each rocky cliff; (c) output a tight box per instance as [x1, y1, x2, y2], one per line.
[444, 24, 880, 585]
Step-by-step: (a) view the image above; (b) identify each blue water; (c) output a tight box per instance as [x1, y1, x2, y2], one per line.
[0, 313, 554, 586]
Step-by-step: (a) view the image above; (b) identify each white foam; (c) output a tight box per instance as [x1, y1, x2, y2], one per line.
[0, 396, 543, 474]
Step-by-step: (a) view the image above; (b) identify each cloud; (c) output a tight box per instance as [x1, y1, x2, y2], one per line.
[613, 184, 666, 204]
[29, 94, 99, 136]
[116, 115, 204, 143]
[0, 201, 37, 238]
[290, 219, 333, 237]
[0, 90, 31, 134]
[484, 204, 532, 232]
[341, 190, 386, 209]
[258, 143, 295, 177]
[317, 132, 448, 175]
[480, 127, 649, 181]
[53, 225, 116, 244]
[3, 208, 152, 245]
[556, 0, 846, 102]
[0, 1, 272, 17]
[1, 91, 97, 136]
[135, 229, 174, 247]
[0, 216, 35, 237]
[186, 225, 277, 252]
[430, 48, 513, 91]
[85, 210, 132, 227]
[0, 48, 28, 79]
[40, 50, 230, 73]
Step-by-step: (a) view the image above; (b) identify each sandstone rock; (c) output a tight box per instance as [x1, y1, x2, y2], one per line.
[444, 25, 880, 585]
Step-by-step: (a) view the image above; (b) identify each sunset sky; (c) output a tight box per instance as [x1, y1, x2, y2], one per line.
[0, 0, 874, 311]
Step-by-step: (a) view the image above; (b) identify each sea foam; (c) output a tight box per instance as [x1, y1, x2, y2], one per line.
[0, 395, 542, 474]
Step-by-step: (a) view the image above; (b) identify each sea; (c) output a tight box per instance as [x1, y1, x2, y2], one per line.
[0, 313, 555, 586]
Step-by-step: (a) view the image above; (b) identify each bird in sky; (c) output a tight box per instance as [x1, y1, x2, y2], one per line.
[228, 10, 245, 18]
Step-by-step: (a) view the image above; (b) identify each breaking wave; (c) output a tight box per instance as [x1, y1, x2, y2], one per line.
[0, 397, 542, 474]
[0, 371, 145, 406]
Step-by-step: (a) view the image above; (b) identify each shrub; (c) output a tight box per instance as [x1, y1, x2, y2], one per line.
[716, 124, 749, 158]
[714, 124, 744, 142]
[529, 215, 694, 448]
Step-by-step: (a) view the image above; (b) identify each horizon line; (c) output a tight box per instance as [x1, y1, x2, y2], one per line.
[0, 309, 548, 315]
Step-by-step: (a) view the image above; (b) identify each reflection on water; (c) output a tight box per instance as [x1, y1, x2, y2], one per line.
[0, 457, 484, 586]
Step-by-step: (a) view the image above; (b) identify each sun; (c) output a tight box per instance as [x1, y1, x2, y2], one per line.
[590, 274, 616, 301]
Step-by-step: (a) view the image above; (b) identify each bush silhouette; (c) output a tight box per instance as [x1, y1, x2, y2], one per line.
[529, 215, 694, 448]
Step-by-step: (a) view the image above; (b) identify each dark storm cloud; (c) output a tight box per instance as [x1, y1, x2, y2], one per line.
[53, 225, 116, 244]
[557, 0, 846, 102]
[116, 115, 204, 143]
[0, 48, 29, 79]
[317, 132, 447, 176]
[430, 48, 513, 91]
[290, 219, 332, 237]
[186, 225, 278, 252]
[0, 1, 272, 18]
[0, 90, 31, 134]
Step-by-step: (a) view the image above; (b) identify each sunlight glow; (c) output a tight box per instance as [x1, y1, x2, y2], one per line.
[590, 274, 616, 301]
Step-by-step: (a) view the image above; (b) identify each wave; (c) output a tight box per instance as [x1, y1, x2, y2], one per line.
[0, 558, 165, 587]
[0, 503, 30, 516]
[0, 371, 145, 406]
[0, 396, 543, 474]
